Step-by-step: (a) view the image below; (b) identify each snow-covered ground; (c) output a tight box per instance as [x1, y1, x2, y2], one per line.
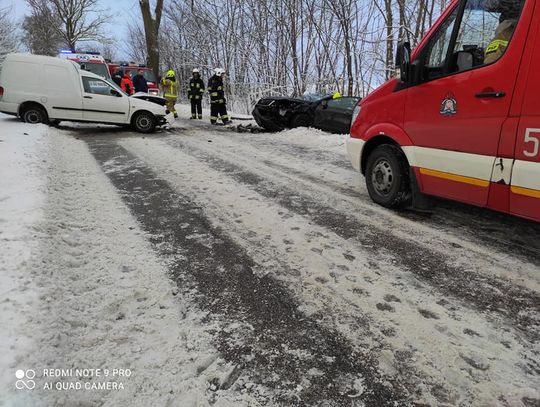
[0, 108, 539, 406]
[0, 113, 260, 406]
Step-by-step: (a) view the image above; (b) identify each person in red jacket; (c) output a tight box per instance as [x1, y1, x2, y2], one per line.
[121, 72, 134, 95]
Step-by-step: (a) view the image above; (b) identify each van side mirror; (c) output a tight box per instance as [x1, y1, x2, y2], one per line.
[396, 41, 411, 83]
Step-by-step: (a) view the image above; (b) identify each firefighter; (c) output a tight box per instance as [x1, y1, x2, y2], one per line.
[188, 68, 205, 119]
[161, 69, 178, 119]
[484, 0, 521, 64]
[208, 68, 231, 125]
[112, 69, 123, 87]
[120, 71, 134, 95]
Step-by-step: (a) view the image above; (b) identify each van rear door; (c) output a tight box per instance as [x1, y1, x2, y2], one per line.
[80, 76, 129, 124]
[403, 0, 531, 207]
[44, 63, 83, 121]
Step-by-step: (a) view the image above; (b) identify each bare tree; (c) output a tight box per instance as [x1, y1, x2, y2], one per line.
[99, 41, 117, 62]
[125, 20, 148, 63]
[22, 0, 64, 56]
[50, 0, 111, 51]
[0, 6, 18, 65]
[127, 0, 447, 113]
[139, 0, 164, 81]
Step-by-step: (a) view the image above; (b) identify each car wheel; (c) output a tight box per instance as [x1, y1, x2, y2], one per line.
[22, 106, 48, 124]
[132, 111, 156, 133]
[291, 114, 311, 128]
[365, 144, 411, 208]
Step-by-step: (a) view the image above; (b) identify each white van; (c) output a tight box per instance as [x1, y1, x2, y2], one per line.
[0, 53, 171, 133]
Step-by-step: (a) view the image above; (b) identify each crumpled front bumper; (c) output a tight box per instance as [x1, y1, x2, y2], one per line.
[252, 107, 283, 131]
[157, 113, 175, 127]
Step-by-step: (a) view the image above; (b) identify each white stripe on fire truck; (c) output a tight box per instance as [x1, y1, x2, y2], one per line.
[402, 146, 540, 196]
[402, 146, 494, 182]
[511, 160, 540, 194]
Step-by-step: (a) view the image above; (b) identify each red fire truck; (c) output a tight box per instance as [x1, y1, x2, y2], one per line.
[108, 63, 159, 96]
[347, 0, 539, 222]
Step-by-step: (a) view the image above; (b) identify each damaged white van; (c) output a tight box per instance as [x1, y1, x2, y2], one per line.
[0, 53, 171, 133]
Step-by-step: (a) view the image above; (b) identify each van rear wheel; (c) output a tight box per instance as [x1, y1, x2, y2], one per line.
[365, 144, 411, 208]
[22, 106, 48, 124]
[132, 111, 156, 133]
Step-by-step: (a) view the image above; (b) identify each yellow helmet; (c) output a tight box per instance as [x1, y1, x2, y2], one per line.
[332, 92, 342, 99]
[166, 69, 175, 78]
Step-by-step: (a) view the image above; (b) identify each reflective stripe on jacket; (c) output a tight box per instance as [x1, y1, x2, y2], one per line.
[207, 75, 225, 104]
[161, 77, 178, 98]
[484, 19, 516, 64]
[188, 77, 205, 100]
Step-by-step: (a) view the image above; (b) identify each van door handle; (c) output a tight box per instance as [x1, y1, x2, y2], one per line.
[84, 96, 93, 99]
[475, 91, 506, 98]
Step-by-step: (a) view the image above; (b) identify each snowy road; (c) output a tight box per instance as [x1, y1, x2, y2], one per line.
[1, 112, 539, 406]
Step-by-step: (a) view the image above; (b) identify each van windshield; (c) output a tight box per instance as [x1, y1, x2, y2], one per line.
[105, 78, 124, 93]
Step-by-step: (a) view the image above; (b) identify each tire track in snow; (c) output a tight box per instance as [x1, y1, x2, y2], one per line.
[162, 137, 540, 342]
[170, 131, 540, 282]
[188, 130, 540, 265]
[85, 139, 412, 407]
[119, 135, 540, 406]
[174, 126, 353, 170]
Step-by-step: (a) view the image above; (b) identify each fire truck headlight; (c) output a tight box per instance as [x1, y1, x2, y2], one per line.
[351, 105, 361, 130]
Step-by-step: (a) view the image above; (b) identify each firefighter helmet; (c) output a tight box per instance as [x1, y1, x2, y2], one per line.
[214, 67, 225, 76]
[166, 69, 175, 78]
[192, 68, 200, 73]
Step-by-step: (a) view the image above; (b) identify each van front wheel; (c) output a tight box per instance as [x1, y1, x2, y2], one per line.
[132, 111, 156, 133]
[22, 106, 48, 124]
[365, 144, 411, 208]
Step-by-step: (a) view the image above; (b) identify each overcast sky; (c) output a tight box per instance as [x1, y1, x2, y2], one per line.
[6, 0, 140, 59]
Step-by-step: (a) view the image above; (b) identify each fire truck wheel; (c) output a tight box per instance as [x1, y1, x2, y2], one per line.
[365, 144, 411, 208]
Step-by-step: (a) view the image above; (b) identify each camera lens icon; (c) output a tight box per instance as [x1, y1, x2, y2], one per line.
[15, 369, 36, 390]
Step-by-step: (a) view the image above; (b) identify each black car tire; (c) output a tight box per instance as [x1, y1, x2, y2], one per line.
[290, 114, 312, 128]
[365, 144, 411, 208]
[21, 106, 48, 124]
[132, 111, 156, 133]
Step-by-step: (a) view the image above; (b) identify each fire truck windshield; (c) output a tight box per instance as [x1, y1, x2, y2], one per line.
[77, 62, 111, 80]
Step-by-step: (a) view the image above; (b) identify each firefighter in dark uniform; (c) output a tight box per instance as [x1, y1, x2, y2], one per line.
[188, 68, 205, 119]
[208, 68, 231, 125]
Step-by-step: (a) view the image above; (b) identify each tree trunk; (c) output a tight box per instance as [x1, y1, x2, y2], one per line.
[384, 0, 394, 80]
[139, 0, 164, 80]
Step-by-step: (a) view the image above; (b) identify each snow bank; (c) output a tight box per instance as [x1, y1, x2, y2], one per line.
[0, 115, 49, 397]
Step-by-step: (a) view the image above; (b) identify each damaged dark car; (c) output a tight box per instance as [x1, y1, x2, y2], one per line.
[252, 93, 361, 134]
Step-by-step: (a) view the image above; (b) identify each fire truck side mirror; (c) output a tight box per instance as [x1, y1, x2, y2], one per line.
[396, 41, 411, 83]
